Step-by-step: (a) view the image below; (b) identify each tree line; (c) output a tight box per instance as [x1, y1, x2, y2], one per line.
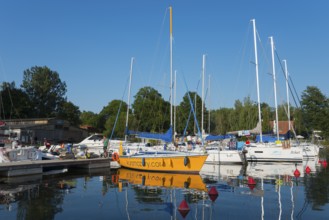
[1, 66, 328, 141]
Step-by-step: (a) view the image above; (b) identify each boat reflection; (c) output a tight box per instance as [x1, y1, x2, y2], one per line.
[116, 168, 208, 192]
[247, 157, 320, 179]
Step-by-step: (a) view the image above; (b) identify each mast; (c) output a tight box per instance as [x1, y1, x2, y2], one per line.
[283, 60, 291, 133]
[174, 70, 177, 138]
[201, 54, 206, 136]
[270, 36, 279, 140]
[169, 6, 173, 141]
[252, 19, 262, 142]
[208, 74, 211, 134]
[125, 57, 134, 143]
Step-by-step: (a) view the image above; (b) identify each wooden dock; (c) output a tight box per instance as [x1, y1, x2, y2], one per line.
[0, 158, 121, 177]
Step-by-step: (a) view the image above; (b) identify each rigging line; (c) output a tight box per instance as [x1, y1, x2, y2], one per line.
[109, 73, 129, 140]
[182, 75, 202, 140]
[183, 106, 192, 136]
[274, 50, 300, 108]
[147, 7, 169, 88]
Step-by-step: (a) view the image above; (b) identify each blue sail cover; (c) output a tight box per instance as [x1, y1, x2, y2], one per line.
[205, 134, 235, 141]
[255, 134, 285, 143]
[127, 126, 173, 143]
[255, 131, 292, 142]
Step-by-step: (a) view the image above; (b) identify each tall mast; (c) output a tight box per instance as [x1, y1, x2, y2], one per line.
[125, 57, 134, 143]
[270, 36, 279, 140]
[201, 54, 206, 136]
[169, 6, 173, 133]
[283, 60, 291, 132]
[252, 19, 262, 142]
[174, 70, 177, 137]
[208, 74, 211, 134]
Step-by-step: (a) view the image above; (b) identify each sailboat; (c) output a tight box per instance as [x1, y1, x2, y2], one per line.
[242, 20, 303, 163]
[117, 6, 208, 173]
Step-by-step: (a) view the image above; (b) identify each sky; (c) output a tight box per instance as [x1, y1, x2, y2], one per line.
[0, 0, 328, 114]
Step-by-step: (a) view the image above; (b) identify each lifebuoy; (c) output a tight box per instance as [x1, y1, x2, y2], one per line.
[112, 152, 119, 161]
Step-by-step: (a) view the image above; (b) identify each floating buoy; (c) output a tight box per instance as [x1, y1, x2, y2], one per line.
[184, 156, 189, 166]
[305, 166, 311, 174]
[178, 200, 190, 218]
[112, 152, 119, 161]
[294, 168, 301, 178]
[246, 140, 250, 145]
[248, 176, 256, 190]
[142, 157, 146, 166]
[208, 186, 219, 202]
[322, 160, 327, 168]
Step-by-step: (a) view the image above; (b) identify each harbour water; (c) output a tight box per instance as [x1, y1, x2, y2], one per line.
[1, 158, 329, 220]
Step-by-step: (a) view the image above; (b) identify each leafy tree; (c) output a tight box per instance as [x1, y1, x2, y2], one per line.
[176, 91, 203, 136]
[301, 86, 329, 138]
[0, 82, 31, 119]
[57, 101, 81, 126]
[132, 86, 170, 133]
[80, 111, 100, 129]
[99, 99, 128, 138]
[260, 103, 272, 133]
[21, 66, 67, 118]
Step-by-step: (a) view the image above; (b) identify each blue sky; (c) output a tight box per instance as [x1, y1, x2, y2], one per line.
[0, 1, 328, 113]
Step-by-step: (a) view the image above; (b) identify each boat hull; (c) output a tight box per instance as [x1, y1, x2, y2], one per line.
[118, 153, 208, 173]
[244, 145, 303, 162]
[205, 149, 244, 164]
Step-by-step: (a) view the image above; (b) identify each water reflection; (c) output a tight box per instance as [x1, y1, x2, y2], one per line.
[0, 156, 329, 219]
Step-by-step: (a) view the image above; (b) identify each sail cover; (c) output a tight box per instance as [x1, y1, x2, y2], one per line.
[126, 126, 173, 143]
[205, 134, 235, 141]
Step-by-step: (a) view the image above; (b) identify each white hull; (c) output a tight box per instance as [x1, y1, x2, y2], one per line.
[244, 143, 303, 162]
[205, 149, 244, 164]
[0, 147, 43, 163]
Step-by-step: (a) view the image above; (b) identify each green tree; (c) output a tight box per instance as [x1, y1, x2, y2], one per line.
[57, 101, 81, 126]
[21, 66, 67, 117]
[301, 86, 329, 138]
[99, 99, 128, 138]
[176, 92, 203, 136]
[0, 82, 31, 119]
[80, 111, 100, 129]
[132, 86, 170, 133]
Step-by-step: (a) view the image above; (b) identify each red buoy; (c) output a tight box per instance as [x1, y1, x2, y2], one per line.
[305, 166, 311, 174]
[208, 186, 219, 202]
[178, 200, 190, 218]
[322, 160, 327, 168]
[294, 168, 301, 178]
[248, 177, 256, 190]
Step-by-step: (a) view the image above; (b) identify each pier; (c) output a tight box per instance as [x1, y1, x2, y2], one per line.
[0, 158, 120, 177]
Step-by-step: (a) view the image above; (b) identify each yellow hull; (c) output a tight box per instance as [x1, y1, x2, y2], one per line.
[117, 168, 207, 192]
[117, 154, 208, 173]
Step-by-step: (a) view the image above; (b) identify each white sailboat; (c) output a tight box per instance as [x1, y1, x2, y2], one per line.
[243, 20, 303, 163]
[192, 55, 245, 164]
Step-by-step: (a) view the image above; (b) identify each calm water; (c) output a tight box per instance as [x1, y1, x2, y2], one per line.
[1, 157, 329, 220]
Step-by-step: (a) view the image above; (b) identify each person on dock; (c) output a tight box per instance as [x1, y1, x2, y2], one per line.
[103, 136, 109, 158]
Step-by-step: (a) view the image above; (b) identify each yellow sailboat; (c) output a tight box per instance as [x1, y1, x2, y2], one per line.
[117, 168, 208, 192]
[117, 149, 208, 173]
[116, 6, 208, 173]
